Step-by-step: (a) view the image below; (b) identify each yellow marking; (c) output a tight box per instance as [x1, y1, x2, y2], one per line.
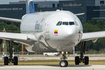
[79, 30, 81, 34]
[28, 0, 33, 2]
[54, 30, 58, 32]
[40, 14, 46, 15]
[39, 14, 46, 22]
[41, 14, 46, 22]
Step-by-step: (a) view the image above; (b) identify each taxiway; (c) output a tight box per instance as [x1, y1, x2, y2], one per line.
[0, 65, 105, 70]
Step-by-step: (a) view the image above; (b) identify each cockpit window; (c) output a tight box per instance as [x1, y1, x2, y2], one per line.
[63, 22, 68, 25]
[69, 22, 74, 25]
[56, 21, 75, 26]
[56, 21, 62, 26]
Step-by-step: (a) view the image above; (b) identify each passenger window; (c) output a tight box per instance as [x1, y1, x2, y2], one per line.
[63, 22, 68, 25]
[69, 22, 74, 25]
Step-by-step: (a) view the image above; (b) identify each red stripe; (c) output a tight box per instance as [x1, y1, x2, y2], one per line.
[3, 48, 4, 52]
[54, 33, 58, 34]
[2, 40, 4, 43]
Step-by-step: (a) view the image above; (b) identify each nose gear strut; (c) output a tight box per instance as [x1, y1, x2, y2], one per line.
[59, 52, 68, 67]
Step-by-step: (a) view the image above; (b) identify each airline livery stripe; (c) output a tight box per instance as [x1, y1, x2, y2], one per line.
[29, 1, 35, 13]
[54, 32, 58, 33]
[54, 33, 58, 34]
[28, 0, 33, 2]
[54, 30, 58, 32]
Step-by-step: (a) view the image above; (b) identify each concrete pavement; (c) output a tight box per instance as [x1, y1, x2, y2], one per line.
[0, 65, 105, 70]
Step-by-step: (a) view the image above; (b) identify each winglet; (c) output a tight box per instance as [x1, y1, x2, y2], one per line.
[26, 0, 35, 14]
[75, 13, 85, 16]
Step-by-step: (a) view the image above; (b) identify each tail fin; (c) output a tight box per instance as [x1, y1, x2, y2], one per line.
[26, 0, 35, 14]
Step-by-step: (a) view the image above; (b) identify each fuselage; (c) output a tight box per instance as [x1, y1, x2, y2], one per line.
[20, 10, 83, 52]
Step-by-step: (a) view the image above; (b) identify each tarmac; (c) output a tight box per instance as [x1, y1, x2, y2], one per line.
[0, 65, 105, 70]
[18, 57, 105, 60]
[0, 57, 105, 70]
[0, 57, 105, 60]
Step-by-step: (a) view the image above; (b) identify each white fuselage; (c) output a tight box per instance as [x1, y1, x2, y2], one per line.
[20, 11, 83, 52]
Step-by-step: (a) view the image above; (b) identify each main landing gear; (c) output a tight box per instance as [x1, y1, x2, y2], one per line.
[75, 42, 89, 65]
[4, 41, 18, 65]
[59, 52, 68, 67]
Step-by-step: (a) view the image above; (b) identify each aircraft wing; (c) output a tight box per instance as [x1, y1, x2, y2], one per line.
[0, 32, 37, 46]
[81, 31, 105, 42]
[0, 17, 21, 23]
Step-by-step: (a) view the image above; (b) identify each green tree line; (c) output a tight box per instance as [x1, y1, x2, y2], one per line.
[0, 22, 21, 52]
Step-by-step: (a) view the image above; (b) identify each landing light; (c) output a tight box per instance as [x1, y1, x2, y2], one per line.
[66, 52, 68, 54]
[62, 51, 64, 54]
[56, 9, 60, 11]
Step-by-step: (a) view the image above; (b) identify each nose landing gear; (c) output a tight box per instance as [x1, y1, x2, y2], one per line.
[59, 52, 68, 67]
[60, 60, 68, 67]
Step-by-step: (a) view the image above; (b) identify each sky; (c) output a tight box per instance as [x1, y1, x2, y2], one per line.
[0, 0, 59, 4]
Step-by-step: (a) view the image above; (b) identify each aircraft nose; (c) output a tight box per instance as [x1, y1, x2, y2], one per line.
[63, 26, 76, 39]
[67, 29, 75, 35]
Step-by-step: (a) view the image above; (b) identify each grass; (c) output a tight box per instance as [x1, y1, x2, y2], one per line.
[0, 60, 105, 65]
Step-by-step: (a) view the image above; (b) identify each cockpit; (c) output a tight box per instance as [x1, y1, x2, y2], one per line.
[56, 21, 77, 26]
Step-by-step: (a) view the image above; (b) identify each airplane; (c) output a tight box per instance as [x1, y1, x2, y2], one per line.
[0, 0, 105, 67]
